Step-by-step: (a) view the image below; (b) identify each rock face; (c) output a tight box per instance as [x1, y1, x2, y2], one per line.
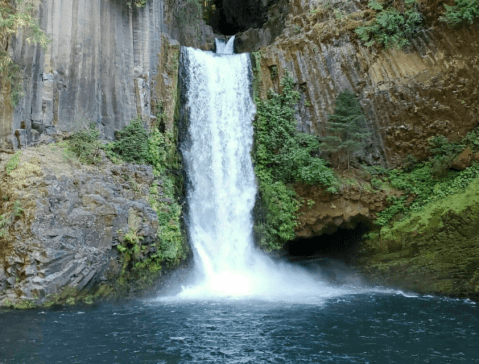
[251, 0, 479, 168]
[295, 183, 391, 238]
[0, 0, 214, 150]
[0, 146, 159, 306]
[357, 177, 479, 300]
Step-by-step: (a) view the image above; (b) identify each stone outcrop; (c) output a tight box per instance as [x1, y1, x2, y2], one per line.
[0, 145, 162, 306]
[357, 176, 479, 300]
[0, 0, 214, 150]
[295, 182, 391, 237]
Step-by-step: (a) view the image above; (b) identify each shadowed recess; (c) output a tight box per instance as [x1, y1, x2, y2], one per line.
[207, 0, 272, 34]
[285, 223, 370, 264]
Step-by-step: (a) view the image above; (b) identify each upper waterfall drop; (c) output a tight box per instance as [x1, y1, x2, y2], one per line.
[215, 36, 236, 54]
[176, 39, 360, 301]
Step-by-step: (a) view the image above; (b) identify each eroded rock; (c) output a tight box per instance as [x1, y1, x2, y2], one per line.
[0, 146, 160, 306]
[295, 183, 392, 237]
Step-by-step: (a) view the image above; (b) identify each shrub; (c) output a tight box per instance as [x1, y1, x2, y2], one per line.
[106, 118, 149, 164]
[109, 116, 186, 287]
[125, 0, 147, 8]
[0, 200, 23, 238]
[5, 151, 21, 174]
[375, 130, 479, 226]
[67, 122, 102, 164]
[427, 135, 463, 177]
[355, 0, 423, 49]
[440, 0, 479, 25]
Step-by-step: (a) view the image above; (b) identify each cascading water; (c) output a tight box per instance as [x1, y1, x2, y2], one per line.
[178, 37, 358, 301]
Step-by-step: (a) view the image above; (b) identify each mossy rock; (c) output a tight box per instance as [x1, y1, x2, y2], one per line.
[358, 177, 479, 299]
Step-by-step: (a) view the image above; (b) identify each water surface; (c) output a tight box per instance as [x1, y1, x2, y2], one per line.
[1, 292, 478, 363]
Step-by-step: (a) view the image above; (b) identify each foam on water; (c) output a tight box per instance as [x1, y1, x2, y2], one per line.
[173, 37, 378, 302]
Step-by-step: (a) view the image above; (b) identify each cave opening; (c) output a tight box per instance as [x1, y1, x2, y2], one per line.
[205, 0, 270, 35]
[284, 223, 370, 265]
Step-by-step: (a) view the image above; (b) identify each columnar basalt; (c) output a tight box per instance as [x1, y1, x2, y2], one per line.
[0, 0, 214, 150]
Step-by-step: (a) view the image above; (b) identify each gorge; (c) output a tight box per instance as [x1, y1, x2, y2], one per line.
[1, 33, 479, 364]
[0, 0, 478, 305]
[1, 0, 479, 361]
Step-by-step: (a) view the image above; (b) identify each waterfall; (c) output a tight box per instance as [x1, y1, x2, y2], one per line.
[177, 37, 355, 300]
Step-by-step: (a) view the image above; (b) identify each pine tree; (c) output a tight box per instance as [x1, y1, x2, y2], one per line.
[320, 90, 371, 170]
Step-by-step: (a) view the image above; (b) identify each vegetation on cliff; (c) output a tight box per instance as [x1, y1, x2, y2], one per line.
[373, 129, 479, 226]
[252, 53, 336, 251]
[351, 0, 478, 49]
[62, 115, 187, 295]
[320, 90, 371, 170]
[360, 173, 479, 298]
[355, 0, 423, 49]
[0, 0, 50, 107]
[440, 0, 479, 25]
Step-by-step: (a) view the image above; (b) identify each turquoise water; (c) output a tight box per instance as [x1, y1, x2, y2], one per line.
[1, 292, 478, 363]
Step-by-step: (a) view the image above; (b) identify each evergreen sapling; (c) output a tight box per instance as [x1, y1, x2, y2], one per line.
[321, 90, 371, 170]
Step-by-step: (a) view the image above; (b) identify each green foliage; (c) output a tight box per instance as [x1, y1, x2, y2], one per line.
[254, 73, 336, 186]
[320, 90, 371, 170]
[149, 179, 185, 263]
[440, 0, 479, 25]
[146, 129, 181, 173]
[126, 0, 147, 8]
[355, 0, 423, 49]
[66, 122, 102, 164]
[1, 0, 51, 107]
[108, 113, 186, 288]
[375, 130, 479, 226]
[252, 72, 336, 250]
[255, 181, 301, 251]
[5, 151, 21, 174]
[427, 135, 463, 177]
[105, 118, 149, 164]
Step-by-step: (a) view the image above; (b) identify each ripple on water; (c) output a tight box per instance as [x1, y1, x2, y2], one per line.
[0, 292, 478, 363]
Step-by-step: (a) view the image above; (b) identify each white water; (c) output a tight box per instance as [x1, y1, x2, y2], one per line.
[176, 38, 367, 301]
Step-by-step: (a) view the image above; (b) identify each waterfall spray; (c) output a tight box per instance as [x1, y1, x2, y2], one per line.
[177, 37, 358, 301]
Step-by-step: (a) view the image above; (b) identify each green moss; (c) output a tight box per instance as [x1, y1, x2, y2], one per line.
[360, 177, 479, 297]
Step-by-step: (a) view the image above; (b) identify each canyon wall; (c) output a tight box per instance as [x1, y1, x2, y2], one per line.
[251, 0, 479, 168]
[246, 0, 479, 299]
[0, 0, 214, 150]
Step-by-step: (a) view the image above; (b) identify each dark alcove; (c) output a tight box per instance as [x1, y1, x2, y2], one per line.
[285, 223, 370, 265]
[207, 0, 271, 35]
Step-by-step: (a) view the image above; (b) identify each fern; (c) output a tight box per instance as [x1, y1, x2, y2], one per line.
[355, 0, 423, 49]
[440, 0, 479, 25]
